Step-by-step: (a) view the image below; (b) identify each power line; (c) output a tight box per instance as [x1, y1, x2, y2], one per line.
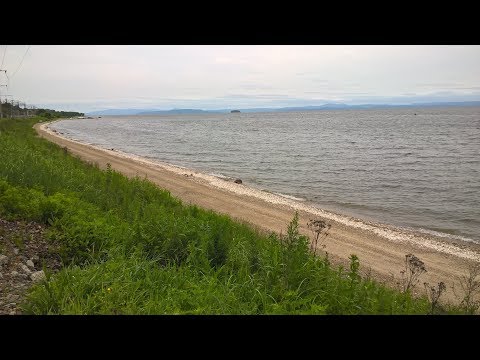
[1, 46, 33, 119]
[0, 45, 7, 69]
[0, 45, 8, 90]
[10, 45, 30, 79]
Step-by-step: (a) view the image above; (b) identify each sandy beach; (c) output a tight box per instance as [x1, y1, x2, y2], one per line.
[35, 121, 480, 303]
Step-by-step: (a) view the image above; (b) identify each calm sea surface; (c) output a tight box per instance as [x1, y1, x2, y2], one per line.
[51, 107, 480, 243]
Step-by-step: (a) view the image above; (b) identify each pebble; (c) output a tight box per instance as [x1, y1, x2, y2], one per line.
[1, 221, 57, 315]
[6, 294, 19, 302]
[11, 271, 28, 280]
[19, 263, 32, 275]
[30, 270, 46, 283]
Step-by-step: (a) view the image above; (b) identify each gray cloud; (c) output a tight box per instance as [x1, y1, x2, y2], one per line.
[310, 79, 330, 84]
[416, 82, 464, 88]
[1, 45, 479, 112]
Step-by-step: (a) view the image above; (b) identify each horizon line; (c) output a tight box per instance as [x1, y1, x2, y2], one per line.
[85, 100, 480, 114]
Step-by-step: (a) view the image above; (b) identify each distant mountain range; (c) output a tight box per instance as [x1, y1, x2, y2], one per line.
[86, 101, 480, 116]
[138, 109, 213, 115]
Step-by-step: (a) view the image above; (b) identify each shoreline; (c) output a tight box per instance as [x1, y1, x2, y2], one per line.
[35, 119, 480, 303]
[45, 120, 480, 259]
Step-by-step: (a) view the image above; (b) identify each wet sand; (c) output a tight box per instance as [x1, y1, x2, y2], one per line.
[35, 121, 480, 303]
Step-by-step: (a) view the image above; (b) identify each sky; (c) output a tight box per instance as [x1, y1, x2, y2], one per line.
[0, 45, 479, 113]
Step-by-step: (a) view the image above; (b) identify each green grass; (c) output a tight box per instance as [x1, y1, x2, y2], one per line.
[0, 116, 457, 314]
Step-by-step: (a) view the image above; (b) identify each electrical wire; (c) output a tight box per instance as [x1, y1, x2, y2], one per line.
[10, 45, 30, 79]
[0, 45, 7, 69]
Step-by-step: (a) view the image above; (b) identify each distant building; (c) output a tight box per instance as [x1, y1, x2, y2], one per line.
[231, 110, 241, 113]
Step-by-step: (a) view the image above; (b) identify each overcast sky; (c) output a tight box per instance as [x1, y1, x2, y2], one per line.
[0, 45, 479, 112]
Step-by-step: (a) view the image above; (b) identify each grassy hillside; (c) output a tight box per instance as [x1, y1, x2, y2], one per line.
[0, 117, 460, 314]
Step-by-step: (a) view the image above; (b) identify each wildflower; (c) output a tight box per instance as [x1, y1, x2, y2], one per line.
[401, 253, 427, 292]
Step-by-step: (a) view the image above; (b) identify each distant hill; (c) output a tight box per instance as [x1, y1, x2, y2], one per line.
[138, 109, 216, 115]
[236, 101, 480, 112]
[86, 101, 480, 116]
[87, 109, 158, 116]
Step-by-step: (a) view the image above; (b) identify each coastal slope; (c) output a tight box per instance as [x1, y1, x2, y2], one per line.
[35, 122, 480, 303]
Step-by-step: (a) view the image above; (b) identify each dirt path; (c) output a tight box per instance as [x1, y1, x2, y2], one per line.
[34, 121, 480, 304]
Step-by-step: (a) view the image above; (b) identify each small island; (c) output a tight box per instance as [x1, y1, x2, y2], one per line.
[230, 110, 241, 113]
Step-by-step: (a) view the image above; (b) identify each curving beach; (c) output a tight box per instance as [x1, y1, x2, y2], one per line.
[35, 120, 480, 303]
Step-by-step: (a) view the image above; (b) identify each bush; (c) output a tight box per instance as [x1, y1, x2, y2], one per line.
[0, 182, 45, 220]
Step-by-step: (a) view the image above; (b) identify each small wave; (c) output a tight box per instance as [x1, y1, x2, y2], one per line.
[380, 183, 402, 189]
[209, 173, 231, 180]
[413, 227, 478, 244]
[272, 192, 306, 201]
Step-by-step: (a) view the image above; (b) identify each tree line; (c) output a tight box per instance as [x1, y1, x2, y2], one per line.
[0, 100, 84, 119]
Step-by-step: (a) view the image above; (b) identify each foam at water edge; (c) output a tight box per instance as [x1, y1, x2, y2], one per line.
[42, 122, 480, 262]
[412, 227, 479, 244]
[209, 173, 231, 180]
[273, 192, 306, 201]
